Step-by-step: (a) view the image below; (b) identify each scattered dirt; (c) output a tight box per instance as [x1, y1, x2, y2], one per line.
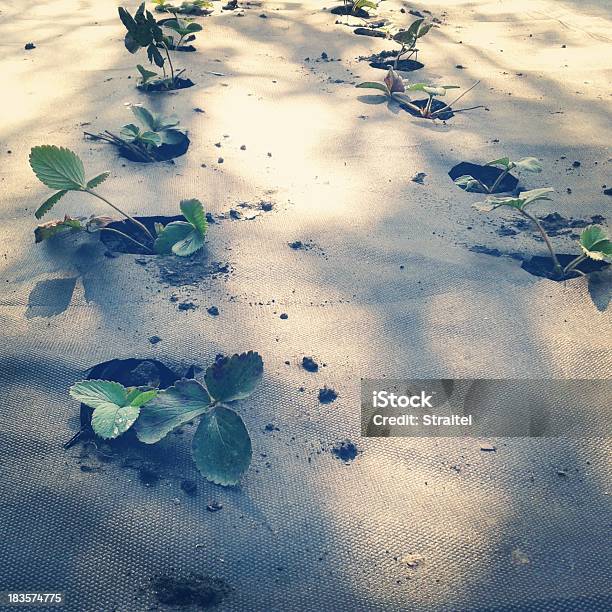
[535, 213, 605, 237]
[302, 356, 319, 372]
[156, 258, 233, 287]
[152, 573, 231, 608]
[331, 440, 358, 463]
[318, 387, 338, 403]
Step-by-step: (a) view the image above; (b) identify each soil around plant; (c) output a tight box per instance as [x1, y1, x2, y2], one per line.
[369, 58, 424, 72]
[448, 162, 519, 194]
[521, 254, 609, 281]
[120, 133, 190, 163]
[99, 215, 183, 254]
[400, 98, 454, 120]
[330, 5, 369, 18]
[138, 77, 195, 92]
[78, 358, 181, 432]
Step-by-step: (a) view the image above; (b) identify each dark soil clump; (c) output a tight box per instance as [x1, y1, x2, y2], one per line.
[302, 357, 319, 372]
[318, 387, 338, 403]
[332, 440, 358, 463]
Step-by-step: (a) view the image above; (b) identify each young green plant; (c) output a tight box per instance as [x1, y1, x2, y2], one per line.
[163, 16, 203, 49]
[29, 145, 207, 256]
[356, 70, 482, 119]
[119, 3, 198, 89]
[455, 156, 542, 194]
[70, 351, 264, 486]
[473, 188, 612, 278]
[154, 0, 212, 15]
[391, 18, 433, 68]
[84, 105, 187, 163]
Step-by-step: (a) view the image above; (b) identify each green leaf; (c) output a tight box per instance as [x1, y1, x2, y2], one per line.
[127, 388, 159, 407]
[472, 196, 521, 213]
[192, 405, 252, 486]
[513, 157, 542, 173]
[356, 82, 389, 93]
[135, 379, 212, 444]
[91, 404, 141, 439]
[153, 221, 194, 254]
[417, 23, 433, 38]
[34, 216, 84, 243]
[70, 379, 127, 409]
[155, 199, 207, 257]
[29, 145, 86, 190]
[159, 129, 184, 145]
[131, 105, 157, 130]
[454, 175, 482, 192]
[407, 83, 459, 97]
[520, 187, 554, 208]
[180, 199, 207, 235]
[118, 7, 136, 31]
[147, 43, 165, 68]
[140, 131, 163, 147]
[34, 190, 68, 219]
[70, 380, 155, 440]
[393, 19, 423, 46]
[172, 229, 205, 256]
[136, 64, 158, 83]
[185, 22, 203, 33]
[579, 225, 612, 261]
[87, 172, 110, 189]
[120, 124, 141, 141]
[205, 351, 263, 402]
[486, 157, 511, 170]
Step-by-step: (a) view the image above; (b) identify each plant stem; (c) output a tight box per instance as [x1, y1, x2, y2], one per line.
[430, 80, 481, 118]
[424, 93, 434, 117]
[161, 42, 175, 81]
[83, 189, 156, 243]
[563, 254, 587, 275]
[85, 131, 157, 163]
[489, 168, 509, 194]
[519, 209, 563, 276]
[98, 227, 154, 253]
[395, 45, 406, 69]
